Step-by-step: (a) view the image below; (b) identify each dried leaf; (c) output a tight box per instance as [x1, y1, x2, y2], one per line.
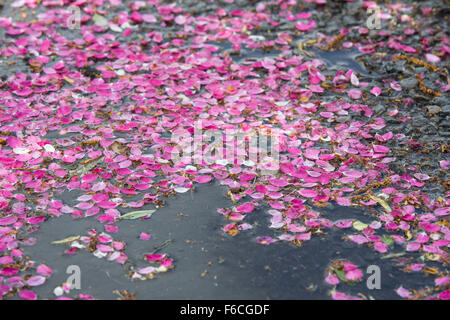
[63, 76, 74, 84]
[368, 195, 392, 213]
[381, 252, 406, 259]
[51, 235, 80, 244]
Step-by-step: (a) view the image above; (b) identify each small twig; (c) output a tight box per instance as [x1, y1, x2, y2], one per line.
[151, 239, 173, 254]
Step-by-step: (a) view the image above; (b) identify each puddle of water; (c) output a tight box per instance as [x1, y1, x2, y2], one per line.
[22, 182, 434, 299]
[311, 48, 377, 78]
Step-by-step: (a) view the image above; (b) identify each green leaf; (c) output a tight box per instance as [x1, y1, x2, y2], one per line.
[335, 269, 347, 282]
[119, 210, 156, 220]
[381, 235, 394, 246]
[93, 14, 108, 27]
[353, 220, 368, 231]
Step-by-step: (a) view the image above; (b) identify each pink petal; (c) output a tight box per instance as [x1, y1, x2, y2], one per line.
[145, 254, 164, 261]
[373, 145, 390, 153]
[325, 273, 340, 285]
[298, 189, 318, 198]
[370, 86, 382, 96]
[425, 53, 440, 63]
[26, 276, 46, 287]
[406, 242, 421, 251]
[396, 286, 413, 298]
[139, 232, 151, 240]
[19, 289, 37, 300]
[345, 269, 363, 281]
[194, 175, 212, 183]
[373, 241, 388, 253]
[36, 264, 53, 276]
[0, 216, 18, 226]
[336, 197, 352, 206]
[82, 173, 98, 183]
[236, 203, 255, 213]
[434, 207, 449, 217]
[347, 89, 362, 99]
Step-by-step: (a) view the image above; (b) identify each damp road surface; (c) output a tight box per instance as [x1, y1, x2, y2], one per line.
[22, 183, 434, 300]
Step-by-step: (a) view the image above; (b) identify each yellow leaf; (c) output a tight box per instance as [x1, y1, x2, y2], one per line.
[353, 220, 368, 231]
[425, 253, 441, 261]
[63, 76, 74, 84]
[51, 235, 80, 244]
[405, 230, 412, 240]
[368, 195, 392, 213]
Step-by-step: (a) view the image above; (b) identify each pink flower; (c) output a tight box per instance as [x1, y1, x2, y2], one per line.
[434, 207, 449, 217]
[269, 178, 288, 187]
[396, 286, 413, 299]
[325, 273, 339, 285]
[295, 20, 316, 31]
[236, 203, 255, 213]
[19, 289, 37, 300]
[373, 145, 390, 153]
[0, 216, 18, 226]
[295, 232, 311, 241]
[416, 233, 429, 244]
[343, 262, 357, 271]
[336, 197, 352, 206]
[370, 86, 382, 96]
[425, 53, 440, 64]
[335, 220, 353, 228]
[194, 175, 212, 183]
[331, 291, 362, 300]
[406, 242, 421, 252]
[145, 254, 164, 261]
[348, 235, 369, 244]
[435, 276, 450, 286]
[174, 15, 186, 25]
[36, 264, 53, 276]
[26, 275, 46, 287]
[257, 236, 278, 245]
[139, 232, 151, 240]
[437, 290, 450, 300]
[160, 258, 173, 267]
[347, 89, 362, 99]
[0, 267, 19, 276]
[0, 256, 14, 264]
[298, 189, 318, 198]
[138, 266, 156, 274]
[410, 264, 424, 272]
[345, 269, 363, 281]
[373, 241, 388, 253]
[343, 170, 363, 178]
[439, 160, 450, 170]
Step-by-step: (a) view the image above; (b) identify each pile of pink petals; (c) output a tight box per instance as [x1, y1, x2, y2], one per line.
[0, 0, 448, 299]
